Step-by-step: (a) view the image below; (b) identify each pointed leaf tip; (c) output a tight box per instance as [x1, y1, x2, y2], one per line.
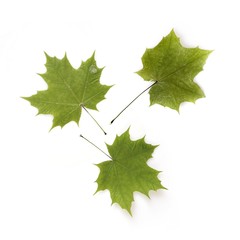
[44, 51, 51, 60]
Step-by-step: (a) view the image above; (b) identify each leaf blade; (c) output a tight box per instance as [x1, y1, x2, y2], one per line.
[95, 129, 165, 215]
[23, 52, 111, 129]
[137, 30, 212, 111]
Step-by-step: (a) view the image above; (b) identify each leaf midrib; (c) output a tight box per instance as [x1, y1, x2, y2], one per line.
[56, 71, 80, 104]
[81, 57, 94, 104]
[158, 52, 209, 83]
[32, 100, 79, 107]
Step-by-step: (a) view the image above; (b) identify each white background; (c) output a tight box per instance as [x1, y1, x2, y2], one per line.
[0, 0, 239, 239]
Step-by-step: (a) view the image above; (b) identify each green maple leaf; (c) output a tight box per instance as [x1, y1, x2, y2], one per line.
[137, 30, 212, 111]
[95, 129, 165, 215]
[23, 52, 111, 129]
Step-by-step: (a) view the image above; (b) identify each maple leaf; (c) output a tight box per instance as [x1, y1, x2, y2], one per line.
[137, 30, 212, 111]
[23, 52, 111, 129]
[95, 129, 165, 215]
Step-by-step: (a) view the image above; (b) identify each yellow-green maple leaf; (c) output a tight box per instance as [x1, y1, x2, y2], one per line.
[23, 52, 111, 129]
[95, 129, 165, 215]
[137, 30, 212, 111]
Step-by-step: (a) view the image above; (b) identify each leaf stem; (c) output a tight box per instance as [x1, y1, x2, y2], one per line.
[80, 134, 112, 159]
[110, 81, 157, 124]
[81, 105, 107, 135]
